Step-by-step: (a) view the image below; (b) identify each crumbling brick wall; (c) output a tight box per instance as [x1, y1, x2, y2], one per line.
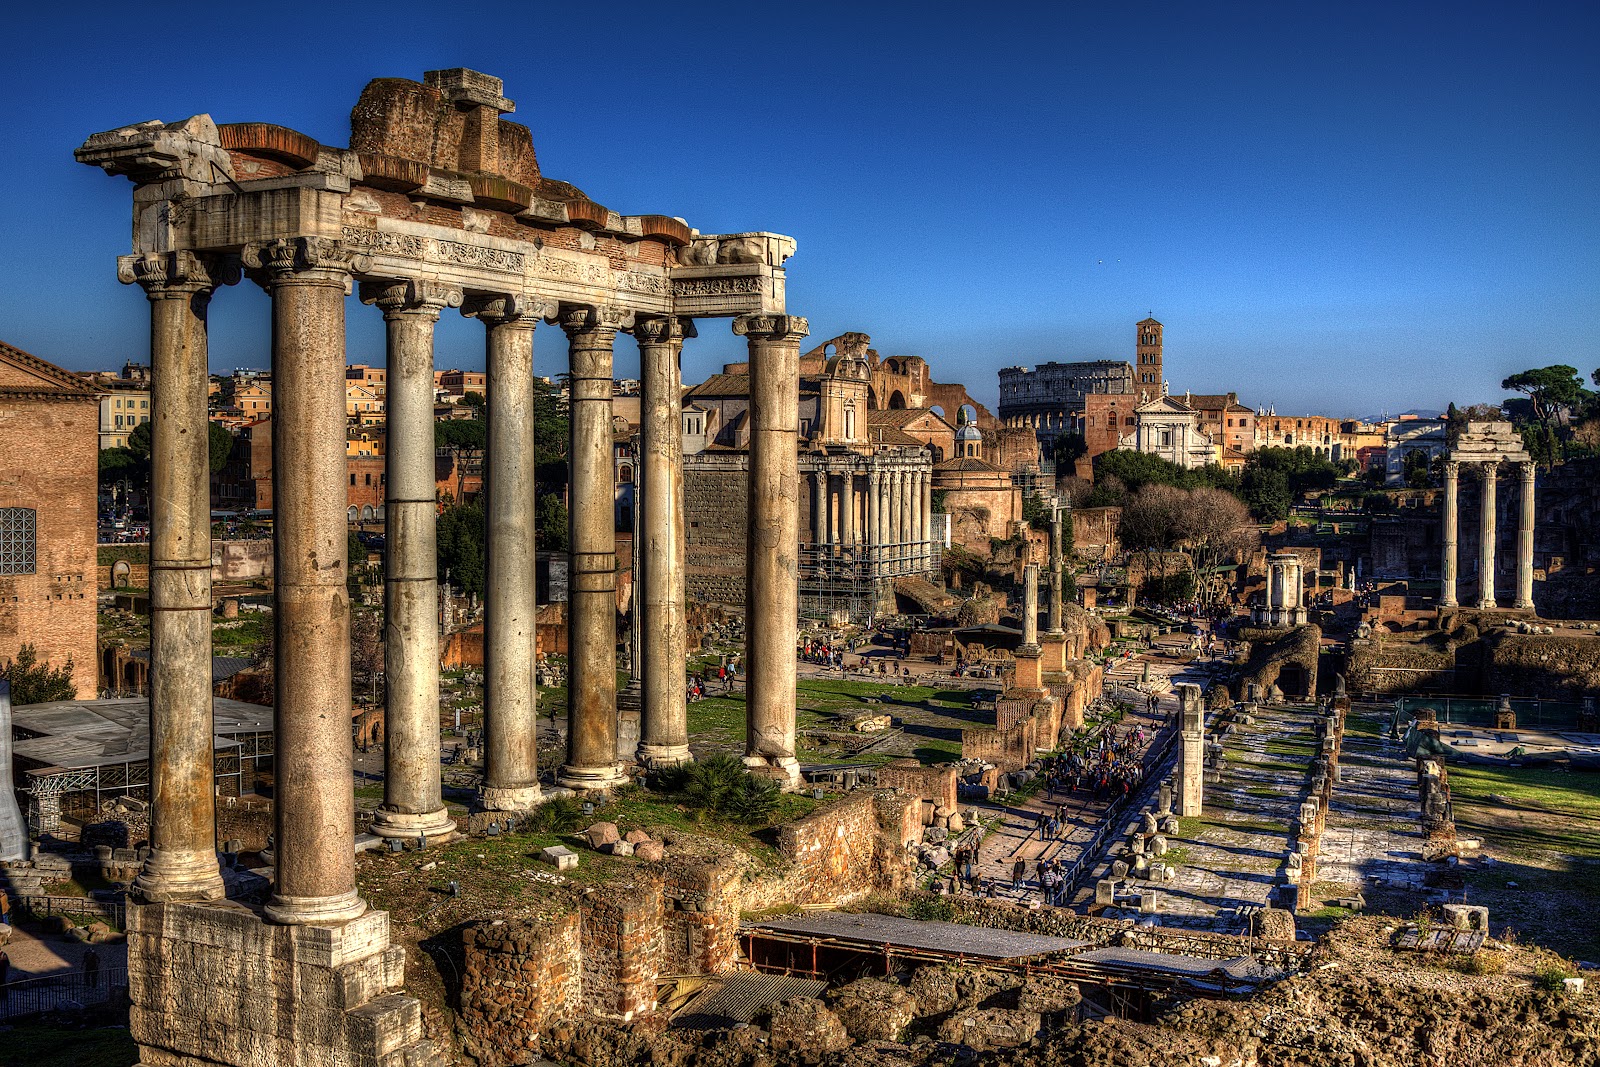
[460, 911, 581, 1065]
[661, 857, 742, 976]
[579, 878, 664, 1022]
[963, 713, 1038, 771]
[877, 760, 958, 813]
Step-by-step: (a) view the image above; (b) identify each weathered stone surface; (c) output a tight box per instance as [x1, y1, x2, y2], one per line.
[634, 841, 666, 863]
[909, 966, 959, 1017]
[1257, 907, 1297, 941]
[937, 1007, 1042, 1050]
[827, 977, 917, 1041]
[768, 997, 851, 1053]
[1017, 975, 1081, 1015]
[623, 829, 652, 846]
[584, 821, 621, 849]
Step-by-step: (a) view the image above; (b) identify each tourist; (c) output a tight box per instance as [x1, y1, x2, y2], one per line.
[84, 945, 101, 988]
[1011, 858, 1026, 891]
[0, 947, 8, 1001]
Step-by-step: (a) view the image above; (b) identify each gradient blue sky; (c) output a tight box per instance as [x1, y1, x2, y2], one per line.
[6, 1, 1596, 416]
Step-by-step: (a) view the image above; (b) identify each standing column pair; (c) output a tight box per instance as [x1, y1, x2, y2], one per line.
[123, 250, 236, 904]
[735, 314, 809, 789]
[243, 237, 369, 925]
[363, 278, 462, 840]
[635, 316, 693, 768]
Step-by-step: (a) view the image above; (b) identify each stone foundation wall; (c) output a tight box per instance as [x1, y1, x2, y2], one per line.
[459, 910, 581, 1065]
[770, 790, 918, 906]
[580, 879, 664, 1021]
[684, 463, 748, 606]
[128, 900, 438, 1067]
[661, 857, 743, 975]
[877, 761, 958, 813]
[963, 715, 1038, 771]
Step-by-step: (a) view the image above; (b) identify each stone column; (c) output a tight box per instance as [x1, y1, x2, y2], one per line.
[909, 471, 922, 570]
[1020, 562, 1040, 652]
[465, 293, 544, 812]
[842, 473, 856, 548]
[243, 237, 366, 925]
[921, 468, 934, 567]
[734, 314, 808, 789]
[123, 251, 234, 903]
[1477, 463, 1498, 610]
[892, 470, 907, 565]
[827, 473, 841, 548]
[1048, 506, 1064, 634]
[635, 317, 692, 768]
[1440, 460, 1459, 608]
[811, 471, 827, 544]
[559, 306, 627, 791]
[1177, 683, 1204, 817]
[1516, 461, 1536, 610]
[363, 279, 461, 841]
[866, 470, 880, 574]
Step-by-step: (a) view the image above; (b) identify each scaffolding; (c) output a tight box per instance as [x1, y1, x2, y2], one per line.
[798, 539, 942, 624]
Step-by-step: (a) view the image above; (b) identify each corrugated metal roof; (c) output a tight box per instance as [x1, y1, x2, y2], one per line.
[673, 972, 827, 1028]
[11, 697, 272, 773]
[1071, 947, 1266, 980]
[750, 912, 1088, 960]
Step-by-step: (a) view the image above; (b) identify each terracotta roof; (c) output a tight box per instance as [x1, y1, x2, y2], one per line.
[0, 339, 99, 396]
[685, 373, 750, 398]
[867, 408, 939, 428]
[935, 456, 1004, 474]
[869, 426, 927, 447]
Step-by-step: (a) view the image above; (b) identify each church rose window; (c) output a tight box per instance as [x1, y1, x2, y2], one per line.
[0, 508, 37, 575]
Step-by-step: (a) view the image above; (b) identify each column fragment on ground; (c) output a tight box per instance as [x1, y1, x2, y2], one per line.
[244, 238, 365, 924]
[364, 278, 461, 840]
[1440, 460, 1459, 608]
[468, 294, 543, 811]
[1515, 461, 1536, 610]
[125, 251, 233, 903]
[560, 305, 626, 791]
[736, 314, 808, 789]
[1477, 463, 1498, 610]
[636, 316, 692, 767]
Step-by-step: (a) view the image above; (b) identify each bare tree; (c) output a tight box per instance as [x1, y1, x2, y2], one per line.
[1177, 487, 1258, 603]
[350, 607, 385, 703]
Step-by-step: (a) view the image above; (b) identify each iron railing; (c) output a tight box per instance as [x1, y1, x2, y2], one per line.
[0, 965, 127, 1020]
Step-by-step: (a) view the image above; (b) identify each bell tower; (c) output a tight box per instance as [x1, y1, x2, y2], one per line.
[1136, 316, 1163, 403]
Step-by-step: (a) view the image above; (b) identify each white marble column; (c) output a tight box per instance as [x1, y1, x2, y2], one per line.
[123, 250, 235, 903]
[735, 314, 808, 789]
[1477, 463, 1498, 610]
[1440, 459, 1459, 608]
[635, 316, 693, 767]
[842, 473, 856, 547]
[811, 471, 827, 544]
[1515, 461, 1536, 610]
[363, 278, 461, 841]
[465, 293, 544, 812]
[243, 237, 366, 925]
[866, 470, 880, 575]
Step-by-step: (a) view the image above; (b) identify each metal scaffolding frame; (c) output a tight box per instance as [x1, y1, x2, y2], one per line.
[798, 539, 942, 624]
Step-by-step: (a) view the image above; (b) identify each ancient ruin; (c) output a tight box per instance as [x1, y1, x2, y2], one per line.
[75, 67, 806, 1067]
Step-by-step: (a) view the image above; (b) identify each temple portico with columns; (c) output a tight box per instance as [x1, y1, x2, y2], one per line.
[79, 68, 806, 1067]
[1439, 422, 1537, 612]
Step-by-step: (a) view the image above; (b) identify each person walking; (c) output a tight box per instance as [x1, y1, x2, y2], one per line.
[83, 945, 101, 989]
[1011, 857, 1026, 892]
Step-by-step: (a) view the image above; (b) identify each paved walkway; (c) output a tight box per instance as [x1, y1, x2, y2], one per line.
[1317, 705, 1431, 898]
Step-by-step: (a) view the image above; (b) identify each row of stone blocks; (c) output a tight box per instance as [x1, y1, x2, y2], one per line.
[1285, 705, 1345, 910]
[127, 900, 442, 1067]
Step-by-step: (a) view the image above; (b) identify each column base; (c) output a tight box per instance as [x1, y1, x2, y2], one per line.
[264, 887, 368, 926]
[744, 754, 802, 792]
[1476, 599, 1498, 610]
[480, 784, 545, 812]
[1440, 598, 1458, 608]
[1514, 599, 1535, 611]
[133, 847, 226, 904]
[637, 742, 693, 769]
[557, 763, 629, 792]
[370, 805, 459, 843]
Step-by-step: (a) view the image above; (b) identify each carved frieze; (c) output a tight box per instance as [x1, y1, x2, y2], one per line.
[341, 225, 524, 275]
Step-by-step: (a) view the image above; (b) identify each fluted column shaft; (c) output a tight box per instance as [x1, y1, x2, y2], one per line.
[842, 473, 856, 547]
[866, 471, 880, 574]
[1477, 463, 1498, 609]
[1021, 562, 1040, 651]
[365, 280, 460, 838]
[1441, 460, 1459, 608]
[921, 469, 934, 567]
[471, 295, 542, 811]
[736, 314, 808, 789]
[910, 471, 923, 569]
[636, 317, 692, 767]
[125, 252, 232, 903]
[1516, 462, 1536, 610]
[560, 307, 626, 790]
[245, 238, 365, 925]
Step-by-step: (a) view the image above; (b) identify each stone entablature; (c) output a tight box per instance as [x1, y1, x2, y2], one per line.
[1442, 421, 1535, 611]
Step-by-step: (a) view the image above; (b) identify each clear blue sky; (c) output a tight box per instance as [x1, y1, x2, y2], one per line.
[6, 1, 1595, 417]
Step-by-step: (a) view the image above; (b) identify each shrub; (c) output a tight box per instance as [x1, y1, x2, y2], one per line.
[1535, 961, 1576, 993]
[654, 753, 780, 824]
[524, 795, 584, 834]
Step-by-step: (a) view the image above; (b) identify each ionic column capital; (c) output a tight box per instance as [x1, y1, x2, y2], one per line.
[732, 314, 809, 344]
[461, 291, 552, 326]
[118, 250, 240, 296]
[359, 277, 463, 320]
[631, 315, 696, 347]
[559, 303, 630, 341]
[242, 237, 369, 290]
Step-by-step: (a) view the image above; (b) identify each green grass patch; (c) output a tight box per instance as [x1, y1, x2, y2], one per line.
[211, 613, 271, 651]
[1448, 763, 1600, 861]
[96, 545, 148, 566]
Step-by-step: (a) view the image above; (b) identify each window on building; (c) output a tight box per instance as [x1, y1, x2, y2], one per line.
[350, 473, 356, 486]
[0, 508, 37, 575]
